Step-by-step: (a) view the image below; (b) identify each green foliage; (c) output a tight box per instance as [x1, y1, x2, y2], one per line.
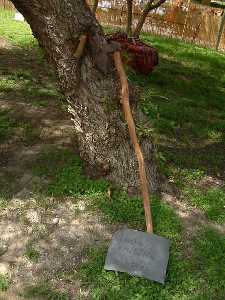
[134, 34, 225, 222]
[95, 191, 182, 239]
[0, 274, 9, 292]
[0, 110, 16, 141]
[192, 228, 225, 300]
[80, 227, 225, 300]
[0, 197, 8, 209]
[21, 123, 40, 145]
[183, 187, 225, 223]
[140, 34, 225, 146]
[0, 110, 40, 144]
[33, 148, 108, 197]
[210, 1, 225, 9]
[24, 245, 40, 263]
[0, 67, 63, 107]
[23, 283, 70, 300]
[0, 9, 37, 48]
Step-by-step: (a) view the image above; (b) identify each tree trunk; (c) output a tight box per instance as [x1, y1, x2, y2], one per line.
[126, 0, 133, 36]
[11, 0, 159, 194]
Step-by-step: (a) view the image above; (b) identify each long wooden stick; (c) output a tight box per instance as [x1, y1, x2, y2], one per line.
[74, 2, 98, 59]
[113, 51, 153, 234]
[74, 34, 88, 59]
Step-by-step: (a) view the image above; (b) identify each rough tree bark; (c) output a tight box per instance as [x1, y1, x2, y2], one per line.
[10, 0, 159, 194]
[126, 0, 133, 36]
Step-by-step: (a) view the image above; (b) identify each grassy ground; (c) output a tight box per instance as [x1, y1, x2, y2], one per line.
[140, 34, 225, 224]
[0, 9, 225, 300]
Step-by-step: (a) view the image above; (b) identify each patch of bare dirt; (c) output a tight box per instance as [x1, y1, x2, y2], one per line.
[0, 38, 16, 50]
[0, 195, 114, 299]
[0, 45, 116, 299]
[197, 175, 224, 190]
[161, 192, 225, 236]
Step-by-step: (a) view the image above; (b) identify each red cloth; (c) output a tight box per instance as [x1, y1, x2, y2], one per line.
[108, 33, 158, 75]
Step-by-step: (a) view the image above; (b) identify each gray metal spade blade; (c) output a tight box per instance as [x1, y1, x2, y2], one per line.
[104, 229, 170, 284]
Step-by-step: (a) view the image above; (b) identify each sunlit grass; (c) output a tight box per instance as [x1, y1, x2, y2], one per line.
[0, 9, 36, 48]
[0, 274, 10, 292]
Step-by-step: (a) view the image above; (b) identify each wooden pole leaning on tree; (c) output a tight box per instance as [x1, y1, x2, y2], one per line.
[74, 40, 153, 233]
[74, 1, 99, 59]
[74, 34, 88, 59]
[73, 0, 153, 233]
[113, 51, 153, 234]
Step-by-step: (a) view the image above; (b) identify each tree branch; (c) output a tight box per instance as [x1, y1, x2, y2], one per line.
[133, 0, 167, 37]
[92, 0, 99, 14]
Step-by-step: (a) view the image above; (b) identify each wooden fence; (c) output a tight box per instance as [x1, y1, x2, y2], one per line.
[94, 1, 225, 51]
[0, 0, 14, 10]
[1, 0, 225, 51]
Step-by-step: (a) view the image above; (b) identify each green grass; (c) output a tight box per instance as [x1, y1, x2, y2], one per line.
[0, 196, 8, 210]
[80, 227, 225, 300]
[32, 148, 225, 299]
[33, 148, 108, 197]
[23, 283, 70, 300]
[21, 122, 41, 145]
[192, 228, 225, 299]
[133, 34, 225, 223]
[0, 11, 64, 108]
[0, 66, 63, 106]
[0, 9, 36, 48]
[0, 274, 10, 292]
[183, 187, 225, 223]
[94, 191, 182, 237]
[139, 35, 225, 146]
[0, 110, 16, 141]
[24, 244, 40, 263]
[0, 109, 40, 144]
[33, 147, 181, 236]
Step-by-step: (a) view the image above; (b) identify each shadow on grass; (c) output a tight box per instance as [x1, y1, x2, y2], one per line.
[128, 50, 225, 180]
[0, 47, 63, 106]
[129, 37, 225, 224]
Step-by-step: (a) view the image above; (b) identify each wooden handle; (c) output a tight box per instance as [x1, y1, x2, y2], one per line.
[74, 34, 88, 59]
[74, 4, 98, 59]
[113, 51, 153, 234]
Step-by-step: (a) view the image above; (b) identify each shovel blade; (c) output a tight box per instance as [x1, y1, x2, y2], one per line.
[104, 229, 170, 284]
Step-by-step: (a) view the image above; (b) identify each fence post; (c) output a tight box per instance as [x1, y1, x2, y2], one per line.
[216, 10, 225, 50]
